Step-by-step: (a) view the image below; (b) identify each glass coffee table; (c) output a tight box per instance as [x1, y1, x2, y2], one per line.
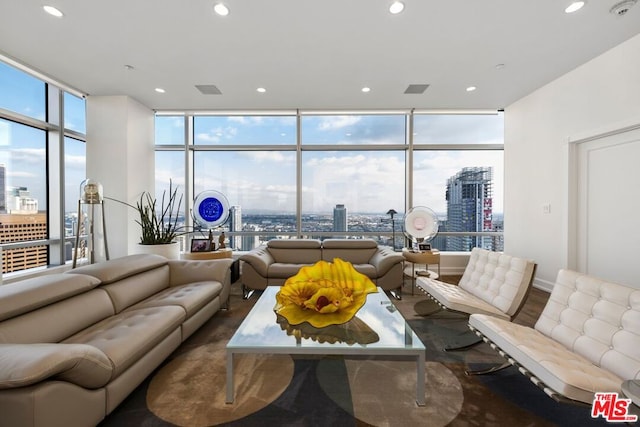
[226, 286, 426, 406]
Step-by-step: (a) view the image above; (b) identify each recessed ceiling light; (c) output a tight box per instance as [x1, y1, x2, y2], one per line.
[495, 63, 505, 70]
[213, 3, 230, 16]
[124, 64, 135, 71]
[257, 87, 266, 93]
[389, 1, 405, 14]
[361, 87, 371, 93]
[565, 1, 586, 13]
[466, 86, 477, 92]
[155, 88, 166, 93]
[43, 5, 64, 17]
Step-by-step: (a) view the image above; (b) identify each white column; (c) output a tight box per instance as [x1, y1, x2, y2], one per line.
[86, 96, 154, 258]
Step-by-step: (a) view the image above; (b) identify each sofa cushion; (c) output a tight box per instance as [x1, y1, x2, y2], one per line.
[267, 239, 323, 264]
[0, 289, 115, 344]
[269, 263, 313, 279]
[67, 254, 168, 285]
[0, 343, 112, 390]
[0, 274, 101, 322]
[269, 248, 322, 264]
[321, 239, 378, 265]
[63, 306, 185, 378]
[99, 265, 171, 313]
[267, 239, 321, 249]
[126, 282, 223, 318]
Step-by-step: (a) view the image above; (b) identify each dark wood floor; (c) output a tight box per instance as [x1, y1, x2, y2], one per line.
[513, 286, 550, 327]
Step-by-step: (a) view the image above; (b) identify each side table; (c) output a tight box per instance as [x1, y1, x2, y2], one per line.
[402, 248, 440, 295]
[181, 248, 233, 260]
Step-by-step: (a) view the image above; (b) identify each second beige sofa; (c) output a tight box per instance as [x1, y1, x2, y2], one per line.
[240, 238, 404, 298]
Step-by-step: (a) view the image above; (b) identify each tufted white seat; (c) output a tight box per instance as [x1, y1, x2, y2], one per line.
[416, 247, 537, 320]
[469, 269, 640, 404]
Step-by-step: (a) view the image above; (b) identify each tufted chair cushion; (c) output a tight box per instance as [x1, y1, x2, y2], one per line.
[418, 248, 536, 320]
[458, 248, 536, 318]
[535, 269, 640, 383]
[469, 269, 640, 404]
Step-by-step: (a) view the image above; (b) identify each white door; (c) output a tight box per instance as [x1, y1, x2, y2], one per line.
[575, 126, 640, 286]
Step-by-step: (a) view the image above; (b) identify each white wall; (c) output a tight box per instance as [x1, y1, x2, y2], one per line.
[86, 96, 154, 258]
[504, 34, 640, 290]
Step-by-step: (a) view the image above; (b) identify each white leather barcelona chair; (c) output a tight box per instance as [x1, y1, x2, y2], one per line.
[416, 247, 536, 350]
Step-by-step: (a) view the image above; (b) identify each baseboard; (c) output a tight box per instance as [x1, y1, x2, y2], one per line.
[533, 278, 554, 293]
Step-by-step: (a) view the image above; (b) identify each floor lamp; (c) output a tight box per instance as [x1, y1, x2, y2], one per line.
[72, 179, 109, 268]
[386, 209, 397, 251]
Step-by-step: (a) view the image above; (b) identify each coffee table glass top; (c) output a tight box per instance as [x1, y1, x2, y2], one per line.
[227, 286, 425, 352]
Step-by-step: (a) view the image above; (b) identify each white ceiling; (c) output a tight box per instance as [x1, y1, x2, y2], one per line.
[1, 0, 639, 112]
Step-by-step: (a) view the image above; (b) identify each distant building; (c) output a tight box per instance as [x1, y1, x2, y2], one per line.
[0, 212, 47, 273]
[0, 164, 5, 213]
[333, 204, 347, 233]
[229, 205, 242, 249]
[241, 225, 260, 251]
[445, 167, 493, 251]
[7, 187, 38, 214]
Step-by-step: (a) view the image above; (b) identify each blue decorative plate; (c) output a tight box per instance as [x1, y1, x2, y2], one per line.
[193, 190, 230, 228]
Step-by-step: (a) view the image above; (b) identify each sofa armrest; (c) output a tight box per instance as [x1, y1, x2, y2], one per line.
[168, 259, 234, 287]
[369, 247, 404, 276]
[239, 246, 274, 277]
[0, 343, 113, 390]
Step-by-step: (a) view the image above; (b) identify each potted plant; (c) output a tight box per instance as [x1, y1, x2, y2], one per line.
[133, 180, 186, 258]
[108, 180, 186, 259]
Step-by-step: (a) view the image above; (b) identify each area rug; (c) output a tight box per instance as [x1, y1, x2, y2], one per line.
[99, 282, 622, 427]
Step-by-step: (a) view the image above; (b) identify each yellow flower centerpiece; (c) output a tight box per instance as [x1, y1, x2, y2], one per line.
[274, 258, 378, 328]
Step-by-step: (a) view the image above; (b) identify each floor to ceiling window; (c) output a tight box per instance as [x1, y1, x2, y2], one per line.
[155, 111, 503, 252]
[0, 58, 86, 275]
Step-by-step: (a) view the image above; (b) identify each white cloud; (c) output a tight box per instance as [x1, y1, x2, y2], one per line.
[317, 116, 361, 131]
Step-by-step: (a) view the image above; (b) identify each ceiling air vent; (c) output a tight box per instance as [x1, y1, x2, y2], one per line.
[195, 84, 222, 95]
[404, 84, 430, 94]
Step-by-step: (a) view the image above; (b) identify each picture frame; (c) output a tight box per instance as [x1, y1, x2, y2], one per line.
[418, 242, 431, 251]
[190, 238, 212, 252]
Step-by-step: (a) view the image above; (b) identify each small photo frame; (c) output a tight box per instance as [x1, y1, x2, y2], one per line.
[190, 238, 212, 252]
[418, 243, 431, 251]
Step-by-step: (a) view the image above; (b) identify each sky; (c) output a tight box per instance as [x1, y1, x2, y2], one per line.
[156, 113, 503, 215]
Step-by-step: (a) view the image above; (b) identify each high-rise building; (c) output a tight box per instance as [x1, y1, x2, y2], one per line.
[241, 225, 260, 251]
[333, 204, 347, 233]
[1, 187, 47, 273]
[0, 212, 47, 273]
[229, 205, 242, 249]
[0, 164, 6, 213]
[445, 167, 493, 251]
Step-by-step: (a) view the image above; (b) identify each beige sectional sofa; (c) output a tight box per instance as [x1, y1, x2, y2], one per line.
[240, 238, 405, 297]
[0, 254, 233, 427]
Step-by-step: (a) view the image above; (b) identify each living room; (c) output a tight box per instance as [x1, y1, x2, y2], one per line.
[1, 1, 639, 426]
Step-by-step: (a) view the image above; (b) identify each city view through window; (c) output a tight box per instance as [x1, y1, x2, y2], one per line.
[156, 113, 504, 253]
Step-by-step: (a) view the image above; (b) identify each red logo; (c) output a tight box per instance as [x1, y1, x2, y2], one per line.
[591, 392, 638, 423]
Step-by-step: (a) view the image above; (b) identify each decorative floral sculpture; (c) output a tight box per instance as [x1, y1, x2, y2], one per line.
[274, 258, 378, 328]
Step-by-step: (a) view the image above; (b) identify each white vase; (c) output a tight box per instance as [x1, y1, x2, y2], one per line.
[134, 242, 180, 259]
